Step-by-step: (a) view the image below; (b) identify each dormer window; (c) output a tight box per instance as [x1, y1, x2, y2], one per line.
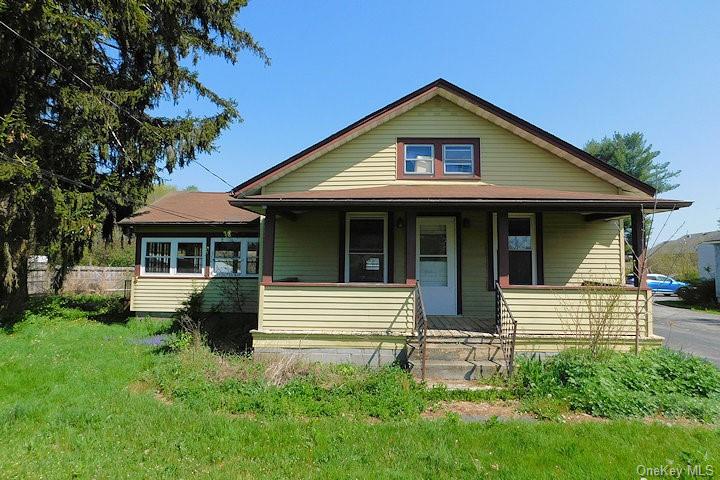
[397, 138, 480, 180]
[404, 144, 434, 174]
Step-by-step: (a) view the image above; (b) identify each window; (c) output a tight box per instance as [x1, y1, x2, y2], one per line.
[141, 238, 206, 276]
[443, 144, 474, 174]
[404, 144, 434, 174]
[492, 214, 537, 286]
[210, 238, 260, 277]
[508, 217, 533, 285]
[345, 213, 387, 283]
[398, 138, 479, 179]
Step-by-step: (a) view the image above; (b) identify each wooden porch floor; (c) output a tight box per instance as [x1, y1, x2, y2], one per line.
[426, 316, 496, 337]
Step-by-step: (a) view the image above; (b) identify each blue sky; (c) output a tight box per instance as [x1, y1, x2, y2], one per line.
[164, 0, 720, 245]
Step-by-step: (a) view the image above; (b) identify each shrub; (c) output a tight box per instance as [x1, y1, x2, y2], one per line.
[172, 289, 217, 349]
[677, 279, 718, 307]
[511, 348, 720, 421]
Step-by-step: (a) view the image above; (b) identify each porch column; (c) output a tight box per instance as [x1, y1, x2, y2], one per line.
[497, 210, 510, 288]
[631, 210, 646, 288]
[262, 209, 276, 283]
[405, 211, 416, 285]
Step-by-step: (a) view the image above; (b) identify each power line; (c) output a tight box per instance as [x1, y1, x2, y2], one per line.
[0, 19, 235, 190]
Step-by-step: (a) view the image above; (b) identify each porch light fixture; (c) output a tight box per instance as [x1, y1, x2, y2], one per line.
[462, 217, 471, 228]
[396, 217, 405, 229]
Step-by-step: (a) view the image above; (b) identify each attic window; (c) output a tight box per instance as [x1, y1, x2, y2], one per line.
[397, 138, 480, 180]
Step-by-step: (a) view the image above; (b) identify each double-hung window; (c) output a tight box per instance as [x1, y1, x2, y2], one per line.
[210, 238, 259, 277]
[345, 213, 388, 283]
[443, 144, 474, 174]
[141, 238, 206, 276]
[404, 144, 434, 175]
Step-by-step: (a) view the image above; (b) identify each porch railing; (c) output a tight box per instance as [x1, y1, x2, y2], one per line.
[495, 283, 518, 375]
[414, 282, 429, 381]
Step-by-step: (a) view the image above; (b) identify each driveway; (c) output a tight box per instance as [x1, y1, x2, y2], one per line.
[653, 297, 720, 366]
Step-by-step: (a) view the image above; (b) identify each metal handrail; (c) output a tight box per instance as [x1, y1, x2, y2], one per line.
[414, 281, 429, 381]
[495, 283, 518, 375]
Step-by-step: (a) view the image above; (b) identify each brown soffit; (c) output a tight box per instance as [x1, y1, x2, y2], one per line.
[231, 79, 657, 196]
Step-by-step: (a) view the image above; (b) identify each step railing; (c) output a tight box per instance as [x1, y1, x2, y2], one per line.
[414, 282, 428, 381]
[495, 283, 518, 375]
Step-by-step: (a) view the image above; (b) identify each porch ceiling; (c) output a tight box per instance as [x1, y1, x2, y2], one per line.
[230, 184, 691, 213]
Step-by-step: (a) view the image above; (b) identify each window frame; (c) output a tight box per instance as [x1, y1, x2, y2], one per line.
[344, 212, 389, 283]
[403, 143, 435, 175]
[209, 237, 260, 278]
[442, 144, 475, 175]
[396, 137, 480, 180]
[140, 237, 207, 277]
[492, 213, 537, 285]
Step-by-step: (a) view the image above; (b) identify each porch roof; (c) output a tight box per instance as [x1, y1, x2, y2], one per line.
[230, 185, 691, 212]
[119, 191, 259, 226]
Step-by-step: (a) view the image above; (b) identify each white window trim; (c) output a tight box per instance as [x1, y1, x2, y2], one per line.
[443, 144, 474, 175]
[404, 144, 435, 175]
[344, 212, 389, 283]
[492, 213, 537, 285]
[209, 237, 260, 278]
[140, 237, 207, 277]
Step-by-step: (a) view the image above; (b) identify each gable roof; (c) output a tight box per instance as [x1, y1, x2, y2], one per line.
[232, 79, 657, 196]
[118, 191, 259, 226]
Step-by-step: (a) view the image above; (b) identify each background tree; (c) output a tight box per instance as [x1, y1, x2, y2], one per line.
[584, 132, 680, 194]
[0, 1, 268, 317]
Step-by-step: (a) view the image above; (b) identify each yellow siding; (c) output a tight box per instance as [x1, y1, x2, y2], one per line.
[274, 211, 339, 282]
[130, 277, 259, 313]
[393, 212, 406, 283]
[543, 213, 624, 285]
[259, 284, 415, 334]
[264, 96, 617, 194]
[503, 287, 651, 337]
[460, 212, 495, 318]
[252, 333, 407, 349]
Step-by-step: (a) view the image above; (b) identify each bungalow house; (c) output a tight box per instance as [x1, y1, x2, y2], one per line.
[120, 79, 691, 379]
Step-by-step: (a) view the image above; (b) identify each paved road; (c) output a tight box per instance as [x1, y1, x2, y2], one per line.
[653, 298, 720, 366]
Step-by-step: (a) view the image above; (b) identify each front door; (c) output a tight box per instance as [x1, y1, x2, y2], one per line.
[416, 216, 457, 315]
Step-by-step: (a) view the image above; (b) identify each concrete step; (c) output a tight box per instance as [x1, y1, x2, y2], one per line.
[411, 359, 504, 380]
[407, 344, 503, 362]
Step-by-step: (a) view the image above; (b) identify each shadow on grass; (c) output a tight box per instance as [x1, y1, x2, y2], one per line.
[154, 313, 257, 355]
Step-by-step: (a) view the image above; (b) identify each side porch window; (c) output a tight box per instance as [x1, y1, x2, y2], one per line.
[344, 213, 388, 283]
[493, 213, 537, 285]
[141, 238, 206, 276]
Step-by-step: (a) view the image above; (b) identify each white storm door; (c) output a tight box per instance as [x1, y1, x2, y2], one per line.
[416, 216, 457, 315]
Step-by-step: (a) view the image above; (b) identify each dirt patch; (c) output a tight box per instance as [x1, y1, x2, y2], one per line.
[153, 390, 173, 406]
[423, 400, 535, 422]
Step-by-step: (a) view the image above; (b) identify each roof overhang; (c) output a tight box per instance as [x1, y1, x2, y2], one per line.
[232, 79, 657, 197]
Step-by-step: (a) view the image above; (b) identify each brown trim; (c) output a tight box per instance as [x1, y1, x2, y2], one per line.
[486, 212, 495, 291]
[232, 79, 657, 196]
[338, 211, 346, 282]
[387, 211, 395, 283]
[262, 210, 276, 283]
[138, 231, 259, 238]
[455, 213, 462, 315]
[262, 281, 415, 288]
[232, 198, 690, 210]
[502, 284, 651, 292]
[204, 235, 212, 278]
[631, 210, 647, 288]
[396, 138, 481, 180]
[134, 233, 142, 276]
[497, 210, 510, 288]
[405, 211, 417, 285]
[535, 212, 544, 285]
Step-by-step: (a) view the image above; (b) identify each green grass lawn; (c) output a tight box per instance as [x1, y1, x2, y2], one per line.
[1, 299, 719, 479]
[656, 299, 720, 315]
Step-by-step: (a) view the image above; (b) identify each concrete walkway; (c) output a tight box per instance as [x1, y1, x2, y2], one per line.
[653, 299, 720, 366]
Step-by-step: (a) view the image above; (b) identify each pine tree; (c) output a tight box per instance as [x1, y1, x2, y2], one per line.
[0, 1, 268, 317]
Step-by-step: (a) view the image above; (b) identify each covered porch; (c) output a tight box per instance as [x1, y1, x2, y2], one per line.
[233, 184, 687, 360]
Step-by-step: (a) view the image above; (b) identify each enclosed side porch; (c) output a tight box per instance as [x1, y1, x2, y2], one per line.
[232, 185, 687, 364]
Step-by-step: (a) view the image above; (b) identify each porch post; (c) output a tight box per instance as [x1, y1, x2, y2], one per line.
[631, 210, 646, 288]
[262, 209, 276, 284]
[497, 210, 510, 288]
[406, 211, 416, 285]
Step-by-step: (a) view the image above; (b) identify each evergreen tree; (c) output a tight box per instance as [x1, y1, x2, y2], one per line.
[0, 1, 268, 317]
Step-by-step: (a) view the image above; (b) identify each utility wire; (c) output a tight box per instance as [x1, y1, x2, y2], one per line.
[0, 19, 236, 190]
